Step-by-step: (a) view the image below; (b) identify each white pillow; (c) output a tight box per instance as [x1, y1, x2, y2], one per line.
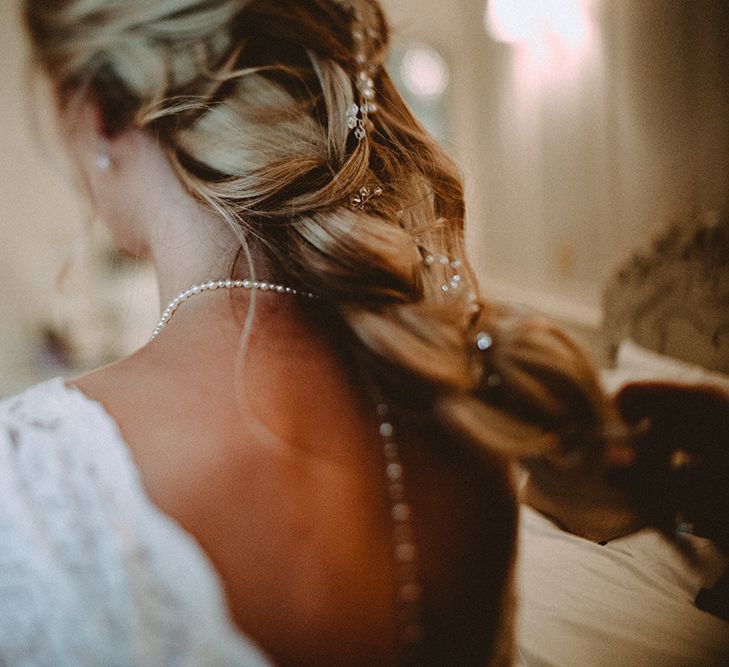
[601, 339, 729, 395]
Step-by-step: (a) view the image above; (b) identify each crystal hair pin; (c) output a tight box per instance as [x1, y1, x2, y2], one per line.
[334, 0, 378, 140]
[475, 331, 502, 388]
[350, 185, 383, 210]
[476, 332, 493, 351]
[418, 244, 463, 293]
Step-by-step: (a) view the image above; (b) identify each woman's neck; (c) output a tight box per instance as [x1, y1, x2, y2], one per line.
[82, 124, 248, 312]
[147, 219, 243, 312]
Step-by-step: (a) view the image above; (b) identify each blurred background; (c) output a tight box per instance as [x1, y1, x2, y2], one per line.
[1, 0, 728, 396]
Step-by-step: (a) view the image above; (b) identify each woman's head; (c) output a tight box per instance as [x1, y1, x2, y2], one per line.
[25, 0, 464, 291]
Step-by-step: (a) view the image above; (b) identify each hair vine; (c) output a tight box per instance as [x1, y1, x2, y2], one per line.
[331, 0, 379, 141]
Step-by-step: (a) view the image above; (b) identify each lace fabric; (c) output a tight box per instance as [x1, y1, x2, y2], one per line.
[0, 378, 272, 666]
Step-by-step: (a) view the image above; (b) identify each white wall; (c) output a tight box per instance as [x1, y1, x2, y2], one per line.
[473, 0, 729, 326]
[0, 0, 86, 393]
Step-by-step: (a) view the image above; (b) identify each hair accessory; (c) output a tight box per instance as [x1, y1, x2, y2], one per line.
[419, 246, 464, 293]
[350, 185, 383, 211]
[474, 331, 502, 388]
[476, 332, 493, 351]
[333, 0, 378, 140]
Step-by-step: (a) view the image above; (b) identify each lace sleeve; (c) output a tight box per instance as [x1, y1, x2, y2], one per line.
[0, 382, 271, 667]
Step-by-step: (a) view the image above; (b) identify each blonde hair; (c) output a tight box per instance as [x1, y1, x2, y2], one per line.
[25, 0, 613, 661]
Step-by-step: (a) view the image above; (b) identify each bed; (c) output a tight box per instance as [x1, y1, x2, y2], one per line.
[514, 209, 729, 666]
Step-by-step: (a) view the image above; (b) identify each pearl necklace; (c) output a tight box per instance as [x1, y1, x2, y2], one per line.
[149, 278, 424, 652]
[150, 278, 316, 341]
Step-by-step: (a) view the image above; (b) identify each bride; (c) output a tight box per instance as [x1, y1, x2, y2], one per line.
[4, 0, 619, 664]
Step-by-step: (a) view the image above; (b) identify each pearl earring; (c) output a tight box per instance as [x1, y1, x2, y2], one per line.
[95, 137, 112, 172]
[96, 151, 112, 172]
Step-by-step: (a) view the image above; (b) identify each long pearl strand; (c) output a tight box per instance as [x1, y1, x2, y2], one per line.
[148, 277, 424, 652]
[150, 278, 316, 341]
[375, 402, 425, 653]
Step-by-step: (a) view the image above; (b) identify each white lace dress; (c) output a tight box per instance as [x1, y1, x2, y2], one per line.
[0, 378, 272, 666]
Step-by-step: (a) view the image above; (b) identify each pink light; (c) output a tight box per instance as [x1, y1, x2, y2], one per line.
[485, 0, 591, 52]
[543, 0, 589, 50]
[400, 45, 450, 99]
[485, 0, 542, 44]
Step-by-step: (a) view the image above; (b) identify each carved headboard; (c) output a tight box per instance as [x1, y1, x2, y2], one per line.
[603, 207, 729, 374]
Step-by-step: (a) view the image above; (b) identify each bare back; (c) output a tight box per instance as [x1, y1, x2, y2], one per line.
[72, 293, 517, 666]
